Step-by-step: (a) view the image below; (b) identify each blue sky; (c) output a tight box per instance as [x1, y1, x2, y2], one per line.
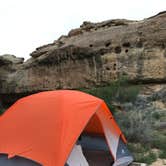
[0, 0, 166, 60]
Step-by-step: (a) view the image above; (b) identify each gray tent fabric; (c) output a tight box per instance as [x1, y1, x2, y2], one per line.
[66, 144, 89, 166]
[113, 138, 133, 166]
[116, 137, 133, 159]
[79, 135, 133, 166]
[0, 154, 41, 166]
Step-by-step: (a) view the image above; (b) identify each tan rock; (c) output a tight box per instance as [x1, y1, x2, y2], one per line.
[1, 11, 166, 105]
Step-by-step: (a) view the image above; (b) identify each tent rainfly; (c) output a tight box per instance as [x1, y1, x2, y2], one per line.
[0, 90, 133, 166]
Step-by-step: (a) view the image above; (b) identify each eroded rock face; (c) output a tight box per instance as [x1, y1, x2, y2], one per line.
[0, 11, 166, 105]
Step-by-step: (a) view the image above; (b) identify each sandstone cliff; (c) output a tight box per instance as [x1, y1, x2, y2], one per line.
[0, 11, 166, 105]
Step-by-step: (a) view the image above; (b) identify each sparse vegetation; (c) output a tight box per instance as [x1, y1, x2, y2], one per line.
[81, 76, 141, 112]
[159, 149, 166, 159]
[115, 109, 154, 143]
[151, 132, 166, 152]
[127, 143, 157, 164]
[115, 107, 166, 163]
[152, 111, 162, 120]
[135, 151, 157, 165]
[80, 77, 166, 163]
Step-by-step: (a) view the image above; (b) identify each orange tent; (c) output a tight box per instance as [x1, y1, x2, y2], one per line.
[0, 90, 132, 166]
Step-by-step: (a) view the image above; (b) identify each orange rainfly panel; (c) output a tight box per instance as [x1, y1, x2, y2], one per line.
[0, 90, 133, 166]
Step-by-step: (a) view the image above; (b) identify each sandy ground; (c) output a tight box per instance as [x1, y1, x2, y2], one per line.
[150, 159, 166, 166]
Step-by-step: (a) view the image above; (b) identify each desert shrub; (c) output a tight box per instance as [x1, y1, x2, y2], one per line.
[152, 111, 162, 120]
[115, 107, 166, 162]
[127, 143, 150, 153]
[128, 143, 157, 164]
[134, 151, 157, 164]
[84, 86, 117, 112]
[151, 132, 166, 151]
[106, 76, 140, 103]
[115, 109, 154, 143]
[163, 130, 166, 136]
[81, 76, 140, 112]
[159, 150, 166, 159]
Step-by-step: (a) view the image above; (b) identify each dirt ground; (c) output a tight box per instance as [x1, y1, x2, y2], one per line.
[150, 159, 166, 166]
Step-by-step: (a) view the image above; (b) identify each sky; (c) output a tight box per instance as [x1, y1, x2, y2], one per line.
[0, 0, 166, 60]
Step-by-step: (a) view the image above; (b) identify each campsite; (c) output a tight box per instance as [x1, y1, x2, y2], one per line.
[0, 1, 166, 165]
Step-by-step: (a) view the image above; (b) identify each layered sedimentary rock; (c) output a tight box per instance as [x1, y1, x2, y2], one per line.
[0, 11, 166, 105]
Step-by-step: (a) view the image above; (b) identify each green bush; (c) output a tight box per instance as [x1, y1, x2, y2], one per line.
[81, 76, 140, 112]
[128, 143, 158, 164]
[127, 143, 150, 153]
[151, 132, 166, 151]
[159, 150, 166, 159]
[113, 76, 140, 103]
[134, 151, 157, 164]
[152, 112, 162, 120]
[83, 86, 117, 112]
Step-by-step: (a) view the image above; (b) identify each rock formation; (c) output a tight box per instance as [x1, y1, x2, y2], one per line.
[0, 11, 166, 105]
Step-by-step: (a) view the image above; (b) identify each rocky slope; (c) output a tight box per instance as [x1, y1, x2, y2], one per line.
[0, 11, 166, 105]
